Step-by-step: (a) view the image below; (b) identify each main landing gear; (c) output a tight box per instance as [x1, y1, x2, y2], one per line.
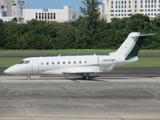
[82, 73, 90, 80]
[26, 75, 31, 80]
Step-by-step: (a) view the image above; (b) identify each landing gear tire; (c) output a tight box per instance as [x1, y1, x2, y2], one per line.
[82, 73, 90, 80]
[85, 75, 90, 80]
[26, 76, 31, 80]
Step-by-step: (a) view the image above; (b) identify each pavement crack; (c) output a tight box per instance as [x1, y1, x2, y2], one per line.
[93, 104, 123, 120]
[143, 85, 160, 101]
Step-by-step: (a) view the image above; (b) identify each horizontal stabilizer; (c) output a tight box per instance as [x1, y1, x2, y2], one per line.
[131, 33, 154, 38]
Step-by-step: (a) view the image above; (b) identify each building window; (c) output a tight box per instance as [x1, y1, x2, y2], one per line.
[111, 1, 113, 4]
[48, 13, 50, 19]
[110, 14, 114, 16]
[42, 13, 44, 19]
[135, 0, 137, 4]
[39, 13, 41, 19]
[110, 10, 114, 12]
[45, 13, 47, 19]
[35, 13, 38, 19]
[51, 13, 53, 19]
[53, 13, 56, 19]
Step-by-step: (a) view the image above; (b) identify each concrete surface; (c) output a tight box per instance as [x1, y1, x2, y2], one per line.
[0, 76, 160, 120]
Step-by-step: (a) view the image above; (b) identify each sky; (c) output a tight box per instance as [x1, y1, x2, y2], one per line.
[26, 0, 103, 10]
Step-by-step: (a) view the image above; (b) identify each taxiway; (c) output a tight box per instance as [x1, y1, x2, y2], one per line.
[0, 76, 160, 120]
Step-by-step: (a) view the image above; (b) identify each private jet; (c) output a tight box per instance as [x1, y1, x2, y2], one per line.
[4, 32, 153, 80]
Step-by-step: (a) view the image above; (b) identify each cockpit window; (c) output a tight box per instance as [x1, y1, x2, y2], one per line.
[24, 60, 30, 64]
[18, 60, 25, 64]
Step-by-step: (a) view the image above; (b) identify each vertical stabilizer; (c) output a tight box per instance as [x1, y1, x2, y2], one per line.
[109, 32, 153, 60]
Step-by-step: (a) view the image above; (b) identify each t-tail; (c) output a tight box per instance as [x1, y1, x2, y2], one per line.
[110, 32, 153, 60]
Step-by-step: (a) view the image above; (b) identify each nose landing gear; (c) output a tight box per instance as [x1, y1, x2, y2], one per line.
[26, 75, 31, 80]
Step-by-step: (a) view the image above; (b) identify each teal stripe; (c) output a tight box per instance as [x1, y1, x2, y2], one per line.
[124, 33, 140, 60]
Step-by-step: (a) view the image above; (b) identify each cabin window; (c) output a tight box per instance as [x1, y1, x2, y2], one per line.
[46, 62, 49, 65]
[63, 62, 65, 64]
[18, 60, 25, 64]
[79, 61, 82, 64]
[52, 62, 54, 65]
[57, 62, 60, 65]
[24, 60, 30, 64]
[68, 61, 71, 64]
[85, 61, 87, 64]
[74, 61, 76, 64]
[41, 62, 43, 65]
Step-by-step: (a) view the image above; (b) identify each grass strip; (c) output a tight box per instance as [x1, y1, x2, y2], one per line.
[1, 49, 160, 54]
[0, 58, 23, 68]
[0, 57, 160, 68]
[122, 58, 160, 67]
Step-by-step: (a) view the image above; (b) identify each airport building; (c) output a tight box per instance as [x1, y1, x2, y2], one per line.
[103, 0, 160, 22]
[98, 2, 106, 19]
[0, 0, 26, 17]
[23, 6, 80, 23]
[0, 0, 26, 23]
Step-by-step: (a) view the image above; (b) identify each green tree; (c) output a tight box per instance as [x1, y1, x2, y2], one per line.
[80, 0, 100, 31]
[11, 17, 18, 23]
[0, 19, 5, 48]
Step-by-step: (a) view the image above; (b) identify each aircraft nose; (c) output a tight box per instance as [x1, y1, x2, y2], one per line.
[4, 68, 12, 74]
[4, 66, 20, 75]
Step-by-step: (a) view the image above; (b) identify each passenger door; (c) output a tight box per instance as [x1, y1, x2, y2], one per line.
[32, 59, 39, 74]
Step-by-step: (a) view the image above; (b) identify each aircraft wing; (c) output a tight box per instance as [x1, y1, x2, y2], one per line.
[63, 66, 101, 74]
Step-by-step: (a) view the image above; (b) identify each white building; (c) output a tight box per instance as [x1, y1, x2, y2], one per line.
[11, 0, 26, 17]
[103, 0, 160, 22]
[98, 2, 106, 19]
[23, 6, 80, 23]
[0, 0, 26, 17]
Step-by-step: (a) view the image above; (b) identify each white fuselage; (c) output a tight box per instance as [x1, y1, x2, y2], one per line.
[4, 32, 152, 79]
[4, 55, 133, 75]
